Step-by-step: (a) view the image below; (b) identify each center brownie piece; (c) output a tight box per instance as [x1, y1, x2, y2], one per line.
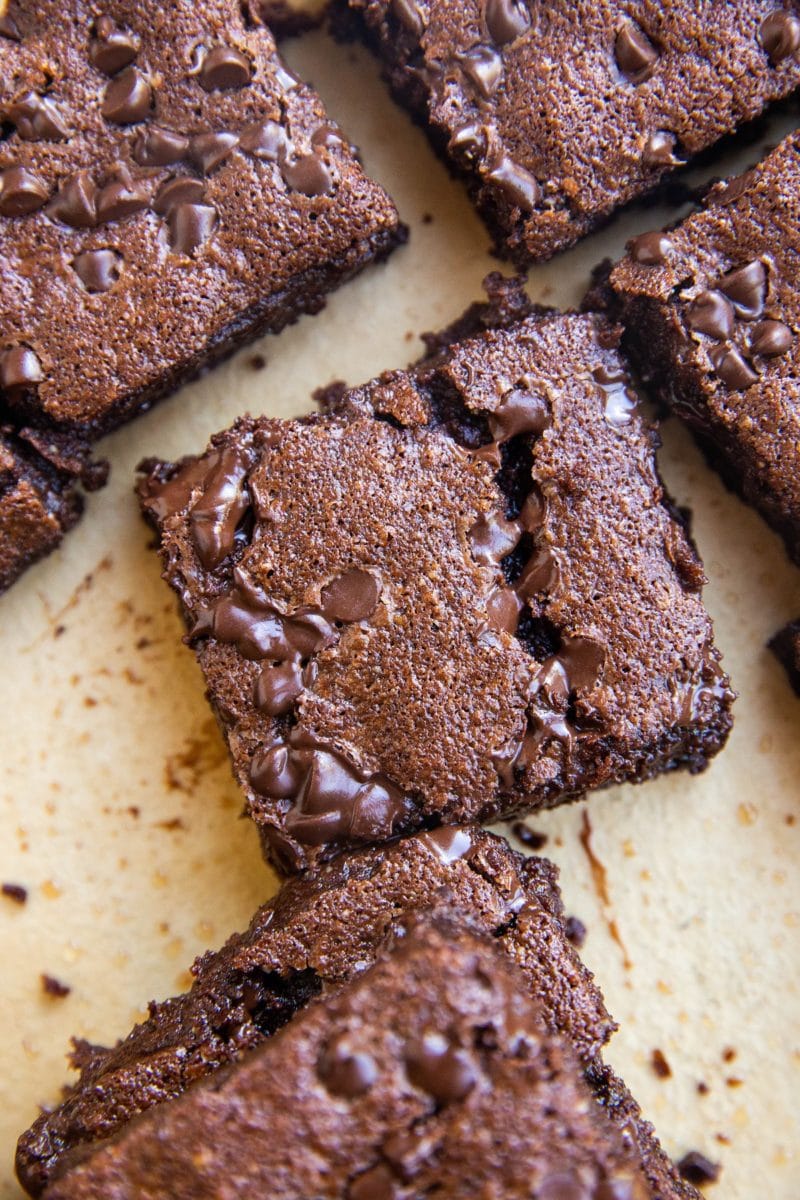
[139, 289, 734, 872]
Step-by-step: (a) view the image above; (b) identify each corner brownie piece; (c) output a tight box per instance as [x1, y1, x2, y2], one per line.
[18, 831, 693, 1199]
[0, 0, 402, 441]
[340, 0, 800, 264]
[608, 132, 800, 564]
[137, 286, 733, 872]
[41, 912, 697, 1200]
[770, 620, 800, 695]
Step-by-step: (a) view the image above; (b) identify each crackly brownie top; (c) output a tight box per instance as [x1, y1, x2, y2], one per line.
[139, 302, 731, 869]
[44, 915, 650, 1200]
[17, 830, 611, 1195]
[349, 0, 800, 261]
[0, 0, 399, 432]
[611, 132, 800, 532]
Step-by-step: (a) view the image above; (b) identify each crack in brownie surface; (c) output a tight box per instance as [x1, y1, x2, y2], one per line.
[138, 285, 733, 872]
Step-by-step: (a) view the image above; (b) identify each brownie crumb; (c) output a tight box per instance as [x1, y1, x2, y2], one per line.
[2, 882, 28, 905]
[721, 1047, 736, 1063]
[696, 1080, 709, 1095]
[510, 821, 548, 851]
[41, 974, 71, 999]
[725, 1076, 743, 1088]
[677, 1151, 721, 1185]
[421, 212, 433, 225]
[248, 354, 267, 372]
[564, 916, 587, 949]
[650, 1048, 672, 1079]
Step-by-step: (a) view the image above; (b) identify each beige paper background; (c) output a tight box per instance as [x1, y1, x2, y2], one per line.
[1, 31, 798, 1199]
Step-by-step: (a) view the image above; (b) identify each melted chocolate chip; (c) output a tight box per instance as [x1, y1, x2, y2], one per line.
[686, 290, 735, 340]
[6, 92, 69, 141]
[642, 130, 681, 167]
[559, 634, 606, 691]
[488, 388, 550, 441]
[71, 248, 121, 292]
[90, 18, 139, 76]
[404, 1031, 476, 1103]
[133, 125, 189, 167]
[458, 44, 503, 99]
[96, 177, 150, 222]
[469, 511, 522, 565]
[320, 568, 380, 622]
[418, 826, 473, 863]
[254, 660, 304, 717]
[628, 231, 673, 265]
[0, 166, 49, 216]
[516, 544, 560, 599]
[484, 584, 523, 633]
[198, 582, 338, 661]
[168, 201, 217, 253]
[152, 175, 206, 216]
[48, 170, 97, 227]
[281, 152, 333, 197]
[718, 260, 766, 319]
[709, 343, 758, 390]
[486, 153, 540, 211]
[749, 318, 793, 357]
[615, 20, 658, 82]
[188, 446, 251, 568]
[198, 45, 253, 90]
[318, 1034, 378, 1097]
[593, 365, 638, 425]
[483, 0, 529, 45]
[759, 9, 800, 63]
[189, 130, 239, 174]
[239, 119, 287, 160]
[391, 0, 425, 36]
[449, 120, 489, 163]
[101, 67, 152, 124]
[0, 346, 43, 391]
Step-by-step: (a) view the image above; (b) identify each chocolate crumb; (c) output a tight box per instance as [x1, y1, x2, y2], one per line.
[721, 1046, 736, 1062]
[248, 354, 267, 371]
[41, 974, 71, 998]
[54, 624, 66, 638]
[564, 916, 587, 948]
[677, 1151, 721, 1185]
[421, 212, 433, 224]
[2, 882, 28, 904]
[696, 1080, 709, 1095]
[128, 806, 140, 818]
[650, 1048, 671, 1079]
[510, 821, 548, 850]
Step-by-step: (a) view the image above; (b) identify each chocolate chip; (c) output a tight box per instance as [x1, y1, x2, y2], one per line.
[489, 388, 550, 441]
[749, 318, 793, 357]
[485, 153, 540, 211]
[650, 1047, 671, 1078]
[558, 634, 605, 691]
[1, 882, 27, 904]
[390, 0, 425, 36]
[594, 1181, 639, 1200]
[483, 0, 529, 45]
[0, 166, 49, 216]
[0, 346, 43, 391]
[312, 124, 345, 151]
[458, 44, 503, 99]
[96, 178, 150, 222]
[132, 125, 189, 167]
[759, 9, 800, 63]
[484, 584, 523, 633]
[167, 202, 217, 254]
[348, 1165, 397, 1200]
[718, 260, 766, 319]
[152, 176, 206, 216]
[593, 365, 638, 425]
[677, 1151, 721, 1185]
[239, 119, 287, 160]
[281, 152, 333, 197]
[71, 248, 121, 292]
[418, 826, 473, 863]
[564, 915, 586, 947]
[469, 511, 522, 565]
[449, 120, 489, 163]
[516, 544, 560, 599]
[197, 45, 252, 90]
[90, 17, 139, 75]
[101, 67, 152, 124]
[0, 10, 21, 39]
[188, 130, 239, 174]
[188, 446, 251, 568]
[615, 20, 658, 82]
[510, 821, 547, 850]
[642, 130, 681, 167]
[320, 568, 380, 622]
[6, 92, 69, 141]
[318, 1034, 378, 1097]
[48, 170, 97, 228]
[686, 290, 735, 340]
[404, 1031, 476, 1103]
[537, 1172, 591, 1200]
[629, 231, 673, 265]
[254, 661, 304, 717]
[41, 974, 71, 998]
[709, 344, 758, 390]
[250, 743, 302, 799]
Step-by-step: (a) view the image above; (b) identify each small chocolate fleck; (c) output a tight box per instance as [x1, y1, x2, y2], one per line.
[564, 915, 586, 948]
[615, 20, 658, 82]
[709, 344, 758, 390]
[133, 125, 189, 167]
[0, 346, 43, 391]
[281, 152, 333, 197]
[687, 290, 735, 341]
[642, 130, 681, 167]
[510, 821, 548, 851]
[759, 9, 800, 63]
[189, 130, 239, 174]
[718, 260, 766, 319]
[167, 201, 217, 255]
[101, 67, 152, 124]
[1, 882, 27, 904]
[0, 165, 49, 216]
[405, 1031, 476, 1103]
[90, 18, 139, 76]
[71, 248, 121, 293]
[197, 45, 253, 91]
[320, 568, 380, 622]
[483, 0, 529, 45]
[749, 318, 793, 357]
[318, 1034, 378, 1097]
[41, 974, 71, 998]
[48, 170, 97, 228]
[651, 1048, 672, 1079]
[629, 231, 673, 265]
[677, 1151, 721, 1186]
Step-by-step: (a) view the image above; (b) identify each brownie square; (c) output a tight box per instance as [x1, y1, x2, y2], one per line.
[340, 0, 800, 264]
[41, 907, 698, 1200]
[0, 0, 402, 442]
[770, 619, 800, 695]
[137, 280, 734, 873]
[17, 830, 694, 1199]
[607, 132, 800, 565]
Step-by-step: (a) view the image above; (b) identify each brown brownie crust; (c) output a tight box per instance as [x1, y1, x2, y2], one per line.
[0, 0, 402, 440]
[340, 0, 800, 264]
[137, 292, 733, 872]
[42, 914, 695, 1200]
[608, 132, 800, 564]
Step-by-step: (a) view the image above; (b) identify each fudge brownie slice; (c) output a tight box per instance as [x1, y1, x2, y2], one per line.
[0, 0, 402, 443]
[137, 291, 733, 873]
[339, 0, 800, 264]
[18, 829, 614, 1194]
[770, 619, 800, 695]
[608, 132, 800, 564]
[41, 912, 697, 1200]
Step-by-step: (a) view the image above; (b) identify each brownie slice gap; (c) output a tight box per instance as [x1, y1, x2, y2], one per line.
[769, 620, 800, 695]
[40, 908, 699, 1200]
[606, 131, 800, 564]
[136, 284, 733, 873]
[337, 0, 800, 265]
[17, 830, 694, 1199]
